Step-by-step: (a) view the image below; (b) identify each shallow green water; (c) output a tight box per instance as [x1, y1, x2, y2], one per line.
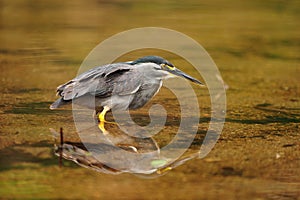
[1, 0, 299, 199]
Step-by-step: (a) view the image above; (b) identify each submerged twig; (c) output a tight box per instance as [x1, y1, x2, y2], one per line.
[59, 127, 63, 167]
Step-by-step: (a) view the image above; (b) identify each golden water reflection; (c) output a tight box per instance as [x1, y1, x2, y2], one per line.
[51, 120, 202, 177]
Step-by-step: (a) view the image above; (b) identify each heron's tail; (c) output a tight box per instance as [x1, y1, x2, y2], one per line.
[50, 98, 67, 110]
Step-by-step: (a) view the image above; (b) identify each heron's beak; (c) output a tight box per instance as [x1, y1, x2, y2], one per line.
[171, 68, 204, 85]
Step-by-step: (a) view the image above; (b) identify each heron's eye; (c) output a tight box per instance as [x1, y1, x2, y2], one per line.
[161, 63, 175, 70]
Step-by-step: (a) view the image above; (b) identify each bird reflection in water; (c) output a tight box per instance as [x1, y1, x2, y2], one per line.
[51, 123, 201, 177]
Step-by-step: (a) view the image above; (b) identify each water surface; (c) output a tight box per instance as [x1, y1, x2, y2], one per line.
[0, 0, 299, 199]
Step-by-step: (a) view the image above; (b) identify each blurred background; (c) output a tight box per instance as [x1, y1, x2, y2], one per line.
[0, 0, 299, 199]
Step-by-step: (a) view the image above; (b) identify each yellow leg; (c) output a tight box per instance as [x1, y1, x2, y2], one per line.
[98, 121, 109, 135]
[97, 106, 117, 125]
[98, 106, 110, 122]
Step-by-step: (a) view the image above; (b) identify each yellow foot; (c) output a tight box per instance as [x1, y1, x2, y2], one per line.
[98, 121, 109, 135]
[97, 106, 118, 125]
[97, 106, 117, 134]
[157, 167, 172, 174]
[98, 118, 118, 125]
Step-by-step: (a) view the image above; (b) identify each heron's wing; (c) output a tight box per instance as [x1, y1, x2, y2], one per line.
[129, 82, 162, 109]
[106, 69, 143, 96]
[56, 65, 107, 100]
[56, 63, 139, 100]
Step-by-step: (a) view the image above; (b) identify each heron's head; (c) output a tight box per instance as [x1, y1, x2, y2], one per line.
[132, 56, 204, 85]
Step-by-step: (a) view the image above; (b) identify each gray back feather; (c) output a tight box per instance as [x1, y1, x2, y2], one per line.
[57, 63, 143, 101]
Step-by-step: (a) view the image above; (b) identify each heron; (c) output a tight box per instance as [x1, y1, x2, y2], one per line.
[50, 56, 204, 122]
